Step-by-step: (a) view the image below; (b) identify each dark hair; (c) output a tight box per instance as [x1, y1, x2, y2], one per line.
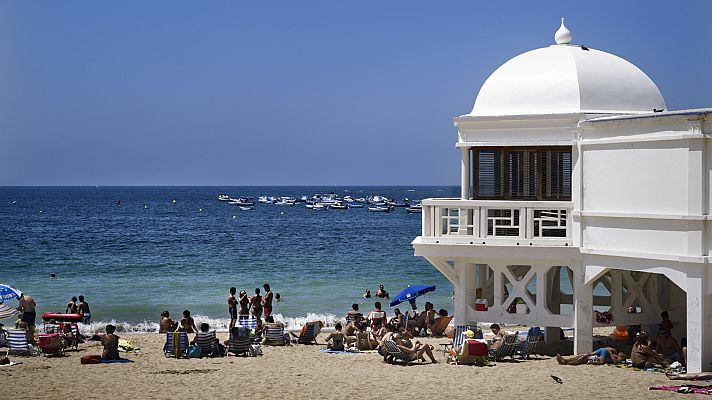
[372, 318, 382, 326]
[438, 309, 448, 317]
[161, 310, 169, 317]
[661, 311, 669, 319]
[637, 331, 650, 342]
[265, 316, 275, 323]
[255, 288, 261, 295]
[394, 308, 401, 315]
[79, 295, 85, 302]
[230, 287, 236, 294]
[375, 301, 381, 309]
[106, 324, 116, 334]
[183, 310, 190, 317]
[335, 322, 342, 330]
[275, 293, 281, 299]
[200, 323, 209, 332]
[71, 296, 77, 302]
[386, 322, 399, 332]
[352, 303, 359, 311]
[263, 283, 270, 291]
[490, 323, 500, 330]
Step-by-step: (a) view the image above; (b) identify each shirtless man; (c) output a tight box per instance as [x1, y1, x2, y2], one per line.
[655, 329, 684, 364]
[17, 293, 37, 343]
[65, 296, 79, 314]
[376, 284, 389, 299]
[250, 288, 263, 321]
[78, 295, 91, 324]
[346, 303, 363, 324]
[343, 318, 361, 347]
[556, 347, 624, 365]
[631, 331, 668, 368]
[262, 284, 273, 318]
[236, 290, 249, 321]
[179, 310, 198, 338]
[489, 323, 508, 350]
[227, 287, 238, 331]
[159, 311, 177, 333]
[392, 333, 437, 363]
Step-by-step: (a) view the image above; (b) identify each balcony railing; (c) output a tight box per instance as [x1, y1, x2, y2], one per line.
[420, 198, 573, 246]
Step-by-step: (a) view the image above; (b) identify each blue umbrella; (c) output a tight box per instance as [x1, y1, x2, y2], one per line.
[0, 284, 22, 302]
[389, 285, 436, 307]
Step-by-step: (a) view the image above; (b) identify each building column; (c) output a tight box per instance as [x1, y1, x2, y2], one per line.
[686, 266, 711, 373]
[454, 260, 475, 326]
[461, 147, 470, 200]
[573, 262, 593, 354]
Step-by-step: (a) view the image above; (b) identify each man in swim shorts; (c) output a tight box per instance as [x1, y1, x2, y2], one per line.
[262, 283, 273, 318]
[556, 347, 624, 365]
[227, 287, 238, 331]
[17, 293, 37, 343]
[78, 295, 91, 324]
[631, 331, 668, 368]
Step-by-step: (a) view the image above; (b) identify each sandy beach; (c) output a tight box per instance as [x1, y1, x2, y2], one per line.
[0, 330, 694, 400]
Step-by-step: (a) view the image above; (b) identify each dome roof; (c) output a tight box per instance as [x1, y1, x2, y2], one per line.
[469, 22, 666, 117]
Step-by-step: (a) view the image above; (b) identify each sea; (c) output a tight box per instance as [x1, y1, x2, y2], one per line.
[0, 186, 458, 333]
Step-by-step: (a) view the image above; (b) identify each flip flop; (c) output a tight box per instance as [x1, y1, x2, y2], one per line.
[551, 375, 563, 384]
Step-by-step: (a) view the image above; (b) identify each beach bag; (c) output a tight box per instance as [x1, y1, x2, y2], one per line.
[0, 328, 6, 347]
[186, 344, 202, 358]
[250, 344, 263, 356]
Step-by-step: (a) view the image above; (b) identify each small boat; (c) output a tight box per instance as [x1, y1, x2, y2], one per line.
[368, 206, 394, 212]
[312, 203, 328, 211]
[240, 206, 255, 211]
[218, 194, 231, 201]
[405, 204, 422, 214]
[258, 196, 273, 204]
[229, 200, 254, 206]
[329, 202, 348, 210]
[346, 202, 364, 208]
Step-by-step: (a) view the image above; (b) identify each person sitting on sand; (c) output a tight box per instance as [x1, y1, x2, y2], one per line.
[376, 284, 389, 299]
[389, 308, 404, 327]
[422, 302, 438, 337]
[179, 310, 198, 337]
[367, 302, 387, 329]
[363, 289, 371, 299]
[371, 319, 387, 339]
[346, 303, 363, 324]
[655, 329, 684, 364]
[392, 332, 437, 364]
[66, 296, 79, 314]
[407, 310, 426, 336]
[100, 324, 120, 360]
[324, 323, 347, 351]
[631, 331, 668, 368]
[159, 311, 178, 333]
[556, 347, 624, 365]
[489, 323, 507, 350]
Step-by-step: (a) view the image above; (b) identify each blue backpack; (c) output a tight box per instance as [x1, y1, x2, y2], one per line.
[186, 343, 202, 358]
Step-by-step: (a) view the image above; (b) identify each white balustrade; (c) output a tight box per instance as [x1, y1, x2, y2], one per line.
[420, 198, 572, 245]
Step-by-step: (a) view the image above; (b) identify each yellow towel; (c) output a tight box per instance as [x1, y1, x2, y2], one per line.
[172, 332, 180, 358]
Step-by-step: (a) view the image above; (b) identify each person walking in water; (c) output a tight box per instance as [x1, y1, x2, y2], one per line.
[227, 287, 238, 331]
[66, 296, 79, 314]
[262, 283, 273, 318]
[78, 295, 91, 324]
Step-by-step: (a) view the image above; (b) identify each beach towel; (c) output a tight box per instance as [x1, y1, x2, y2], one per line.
[80, 355, 134, 364]
[0, 361, 21, 367]
[649, 385, 712, 395]
[319, 349, 362, 355]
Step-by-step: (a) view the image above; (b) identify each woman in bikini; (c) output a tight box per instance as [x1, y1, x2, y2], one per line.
[238, 290, 250, 319]
[324, 323, 347, 351]
[250, 288, 263, 320]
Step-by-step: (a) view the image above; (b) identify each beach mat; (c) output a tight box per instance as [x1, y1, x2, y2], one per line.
[319, 349, 362, 355]
[81, 355, 134, 364]
[0, 361, 21, 367]
[649, 385, 712, 395]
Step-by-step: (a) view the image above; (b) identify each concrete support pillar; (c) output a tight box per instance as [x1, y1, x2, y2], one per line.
[461, 147, 470, 200]
[454, 260, 476, 326]
[573, 263, 593, 354]
[544, 267, 561, 344]
[686, 267, 711, 373]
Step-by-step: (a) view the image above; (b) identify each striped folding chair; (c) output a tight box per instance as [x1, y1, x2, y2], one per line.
[290, 321, 319, 345]
[441, 325, 468, 357]
[7, 329, 35, 356]
[228, 326, 254, 356]
[195, 331, 218, 357]
[163, 331, 189, 358]
[264, 324, 287, 346]
[381, 340, 420, 366]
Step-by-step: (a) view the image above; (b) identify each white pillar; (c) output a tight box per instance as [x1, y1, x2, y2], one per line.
[686, 266, 711, 373]
[454, 260, 475, 326]
[573, 263, 593, 354]
[461, 147, 470, 200]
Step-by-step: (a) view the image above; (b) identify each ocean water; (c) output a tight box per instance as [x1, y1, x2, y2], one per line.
[0, 186, 457, 332]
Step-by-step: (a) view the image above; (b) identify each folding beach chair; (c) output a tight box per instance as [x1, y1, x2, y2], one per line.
[228, 326, 256, 356]
[381, 340, 421, 366]
[489, 333, 517, 361]
[429, 315, 453, 337]
[264, 324, 288, 346]
[195, 331, 220, 357]
[515, 327, 543, 359]
[7, 329, 36, 356]
[290, 321, 320, 345]
[441, 325, 468, 358]
[163, 331, 189, 358]
[37, 333, 65, 357]
[238, 316, 261, 343]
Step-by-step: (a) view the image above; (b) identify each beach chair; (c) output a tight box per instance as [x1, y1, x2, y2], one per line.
[163, 331, 189, 358]
[489, 333, 517, 361]
[515, 327, 543, 359]
[7, 329, 36, 356]
[0, 323, 7, 347]
[195, 330, 219, 357]
[264, 323, 288, 346]
[43, 323, 60, 334]
[37, 333, 65, 357]
[429, 315, 453, 337]
[381, 340, 420, 366]
[441, 325, 468, 358]
[290, 321, 320, 345]
[237, 316, 261, 343]
[228, 326, 256, 356]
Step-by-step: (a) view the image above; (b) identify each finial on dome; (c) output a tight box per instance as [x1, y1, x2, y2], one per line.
[555, 17, 572, 45]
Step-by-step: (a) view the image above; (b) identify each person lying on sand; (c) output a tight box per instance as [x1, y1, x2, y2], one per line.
[556, 347, 624, 365]
[631, 331, 669, 368]
[324, 323, 347, 351]
[667, 372, 712, 381]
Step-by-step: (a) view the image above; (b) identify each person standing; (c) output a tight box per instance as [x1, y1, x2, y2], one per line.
[262, 283, 273, 318]
[228, 287, 238, 331]
[66, 296, 79, 314]
[238, 290, 250, 320]
[17, 293, 37, 344]
[250, 288, 263, 321]
[78, 295, 91, 324]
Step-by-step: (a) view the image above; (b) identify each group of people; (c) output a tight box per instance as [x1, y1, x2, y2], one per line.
[227, 284, 277, 331]
[362, 284, 389, 299]
[65, 295, 92, 324]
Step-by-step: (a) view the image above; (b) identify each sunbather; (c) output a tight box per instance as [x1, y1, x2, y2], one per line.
[667, 372, 712, 381]
[392, 333, 437, 363]
[488, 324, 507, 350]
[346, 303, 363, 323]
[324, 323, 346, 351]
[655, 329, 684, 364]
[556, 347, 624, 365]
[100, 324, 120, 360]
[179, 310, 198, 338]
[631, 331, 668, 368]
[159, 311, 178, 333]
[389, 308, 404, 327]
[367, 302, 387, 329]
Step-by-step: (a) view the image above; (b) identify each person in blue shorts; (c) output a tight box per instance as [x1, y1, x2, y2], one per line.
[556, 347, 624, 365]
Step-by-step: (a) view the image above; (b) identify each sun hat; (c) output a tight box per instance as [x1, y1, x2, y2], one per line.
[464, 330, 475, 338]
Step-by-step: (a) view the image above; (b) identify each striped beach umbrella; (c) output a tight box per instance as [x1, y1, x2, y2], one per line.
[0, 284, 22, 302]
[0, 302, 19, 320]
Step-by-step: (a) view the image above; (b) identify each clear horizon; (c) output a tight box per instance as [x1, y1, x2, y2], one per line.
[1, 1, 710, 186]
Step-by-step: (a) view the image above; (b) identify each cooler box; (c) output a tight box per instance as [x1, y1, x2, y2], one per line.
[462, 339, 488, 357]
[475, 299, 488, 311]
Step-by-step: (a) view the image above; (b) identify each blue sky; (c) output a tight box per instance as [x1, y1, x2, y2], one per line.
[1, 1, 710, 185]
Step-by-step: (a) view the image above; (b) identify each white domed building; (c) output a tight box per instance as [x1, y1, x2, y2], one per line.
[413, 19, 712, 372]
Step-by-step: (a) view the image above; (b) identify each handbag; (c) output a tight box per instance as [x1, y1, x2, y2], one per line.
[186, 343, 202, 358]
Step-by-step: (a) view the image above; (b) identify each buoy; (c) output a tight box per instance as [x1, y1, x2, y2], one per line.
[199, 208, 202, 212]
[12, 201, 16, 204]
[172, 199, 176, 204]
[280, 212, 284, 215]
[144, 205, 148, 209]
[39, 210, 43, 213]
[232, 215, 236, 219]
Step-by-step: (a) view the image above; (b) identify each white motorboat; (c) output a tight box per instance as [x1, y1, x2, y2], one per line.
[312, 203, 328, 211]
[329, 202, 348, 210]
[218, 194, 231, 201]
[405, 204, 422, 214]
[368, 206, 394, 212]
[258, 196, 272, 204]
[240, 206, 255, 211]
